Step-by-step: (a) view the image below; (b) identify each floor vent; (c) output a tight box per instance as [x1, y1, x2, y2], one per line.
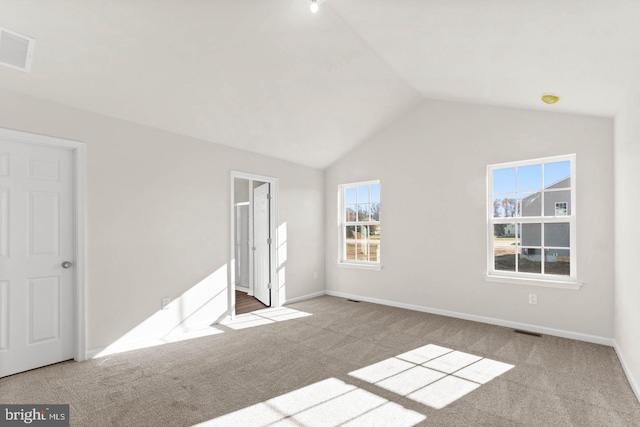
[347, 299, 360, 303]
[514, 329, 542, 337]
[0, 27, 35, 72]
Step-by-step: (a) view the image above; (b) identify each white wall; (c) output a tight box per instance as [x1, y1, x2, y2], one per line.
[0, 88, 325, 351]
[326, 99, 614, 339]
[234, 178, 250, 203]
[614, 93, 640, 396]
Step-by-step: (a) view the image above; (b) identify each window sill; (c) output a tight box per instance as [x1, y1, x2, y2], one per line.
[337, 261, 382, 271]
[485, 274, 583, 290]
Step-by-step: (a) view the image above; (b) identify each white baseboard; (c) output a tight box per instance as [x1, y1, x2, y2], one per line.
[235, 286, 249, 293]
[614, 343, 640, 404]
[285, 291, 326, 305]
[86, 346, 106, 359]
[324, 290, 615, 347]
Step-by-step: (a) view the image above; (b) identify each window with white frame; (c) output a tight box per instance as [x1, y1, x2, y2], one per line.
[488, 155, 575, 281]
[339, 181, 380, 266]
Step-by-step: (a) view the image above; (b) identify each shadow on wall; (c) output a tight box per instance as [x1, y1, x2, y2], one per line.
[94, 264, 229, 357]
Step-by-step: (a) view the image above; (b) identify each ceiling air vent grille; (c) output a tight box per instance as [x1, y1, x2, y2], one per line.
[0, 27, 35, 72]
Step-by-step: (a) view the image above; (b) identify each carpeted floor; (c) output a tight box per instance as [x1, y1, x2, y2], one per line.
[1, 295, 639, 426]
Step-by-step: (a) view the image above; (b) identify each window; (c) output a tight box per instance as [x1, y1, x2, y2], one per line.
[339, 181, 380, 267]
[555, 202, 568, 216]
[488, 155, 575, 282]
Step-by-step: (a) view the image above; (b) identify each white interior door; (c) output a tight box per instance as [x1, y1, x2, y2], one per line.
[0, 139, 75, 377]
[253, 183, 270, 307]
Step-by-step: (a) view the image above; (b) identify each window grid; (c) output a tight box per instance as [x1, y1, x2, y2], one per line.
[488, 155, 576, 281]
[339, 180, 380, 266]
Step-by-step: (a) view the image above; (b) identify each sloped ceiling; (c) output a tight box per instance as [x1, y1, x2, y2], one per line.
[0, 0, 639, 169]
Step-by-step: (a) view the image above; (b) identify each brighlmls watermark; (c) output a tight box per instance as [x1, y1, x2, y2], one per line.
[0, 405, 69, 426]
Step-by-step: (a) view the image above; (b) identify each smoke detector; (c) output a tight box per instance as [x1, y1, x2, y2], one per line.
[0, 27, 35, 72]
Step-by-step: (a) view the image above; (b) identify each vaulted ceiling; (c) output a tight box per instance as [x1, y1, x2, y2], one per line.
[1, 0, 639, 169]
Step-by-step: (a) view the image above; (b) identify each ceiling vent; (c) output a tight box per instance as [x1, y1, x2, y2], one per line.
[0, 27, 35, 72]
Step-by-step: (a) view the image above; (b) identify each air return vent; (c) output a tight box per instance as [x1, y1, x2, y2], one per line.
[0, 27, 35, 72]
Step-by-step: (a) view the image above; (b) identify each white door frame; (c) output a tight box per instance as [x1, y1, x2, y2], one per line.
[0, 127, 87, 362]
[229, 171, 279, 319]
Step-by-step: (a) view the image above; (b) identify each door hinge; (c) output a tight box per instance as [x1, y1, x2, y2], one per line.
[268, 283, 272, 290]
[267, 193, 272, 200]
[267, 238, 272, 245]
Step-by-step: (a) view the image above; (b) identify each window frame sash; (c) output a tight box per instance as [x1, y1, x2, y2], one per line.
[338, 180, 381, 266]
[487, 154, 576, 282]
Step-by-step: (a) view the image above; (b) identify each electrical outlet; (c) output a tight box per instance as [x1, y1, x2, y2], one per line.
[528, 294, 537, 305]
[313, 271, 318, 279]
[161, 297, 171, 310]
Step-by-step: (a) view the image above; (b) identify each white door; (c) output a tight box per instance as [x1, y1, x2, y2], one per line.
[0, 139, 75, 377]
[253, 183, 270, 307]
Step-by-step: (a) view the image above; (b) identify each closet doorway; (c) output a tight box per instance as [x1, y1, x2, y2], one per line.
[230, 172, 279, 317]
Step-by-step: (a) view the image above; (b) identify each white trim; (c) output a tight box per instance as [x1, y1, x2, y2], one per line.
[0, 127, 87, 361]
[235, 285, 249, 293]
[614, 343, 640, 404]
[86, 346, 105, 360]
[230, 171, 280, 320]
[324, 290, 614, 346]
[284, 291, 326, 305]
[337, 261, 382, 271]
[485, 274, 583, 290]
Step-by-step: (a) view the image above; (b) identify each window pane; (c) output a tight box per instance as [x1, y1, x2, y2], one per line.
[494, 247, 516, 272]
[517, 165, 542, 192]
[346, 205, 357, 222]
[369, 223, 380, 240]
[494, 224, 518, 247]
[493, 194, 518, 217]
[371, 202, 380, 221]
[359, 241, 380, 262]
[370, 183, 380, 203]
[519, 249, 542, 273]
[345, 225, 358, 261]
[358, 204, 371, 221]
[358, 224, 372, 239]
[493, 168, 516, 194]
[345, 243, 357, 261]
[345, 187, 357, 205]
[358, 185, 370, 204]
[354, 225, 375, 261]
[545, 249, 570, 275]
[521, 223, 541, 246]
[520, 191, 541, 217]
[554, 202, 568, 216]
[544, 161, 571, 188]
[544, 223, 570, 248]
[544, 190, 571, 216]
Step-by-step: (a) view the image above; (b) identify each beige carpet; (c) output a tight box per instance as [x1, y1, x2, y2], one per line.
[1, 295, 639, 426]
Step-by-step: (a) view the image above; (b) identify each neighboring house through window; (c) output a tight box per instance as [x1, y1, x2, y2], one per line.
[488, 155, 576, 283]
[338, 181, 381, 268]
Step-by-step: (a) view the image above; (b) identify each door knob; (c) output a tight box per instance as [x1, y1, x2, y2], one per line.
[62, 261, 73, 269]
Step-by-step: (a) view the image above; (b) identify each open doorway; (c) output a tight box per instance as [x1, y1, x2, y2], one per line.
[230, 172, 279, 318]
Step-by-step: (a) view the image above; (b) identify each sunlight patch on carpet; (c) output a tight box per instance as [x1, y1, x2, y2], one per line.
[349, 344, 514, 409]
[221, 307, 312, 330]
[193, 378, 425, 427]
